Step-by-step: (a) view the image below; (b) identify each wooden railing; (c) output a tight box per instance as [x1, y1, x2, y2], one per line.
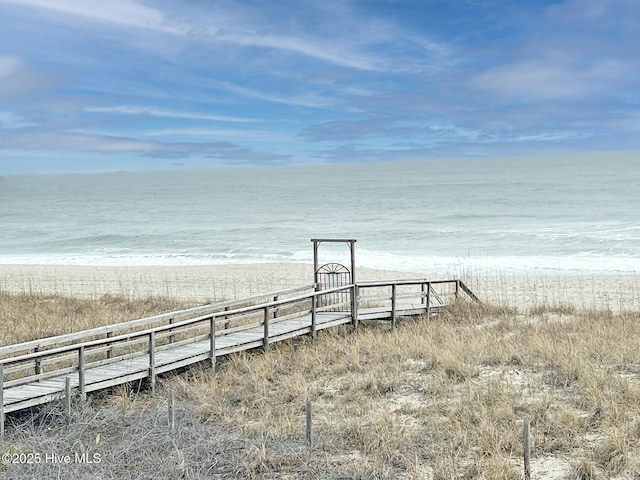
[1, 278, 478, 433]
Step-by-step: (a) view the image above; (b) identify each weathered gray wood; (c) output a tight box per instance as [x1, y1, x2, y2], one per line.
[168, 390, 175, 433]
[169, 317, 176, 344]
[106, 331, 113, 359]
[310, 297, 317, 340]
[263, 307, 269, 351]
[1, 279, 478, 417]
[209, 317, 216, 369]
[149, 331, 156, 393]
[350, 284, 358, 329]
[65, 376, 71, 425]
[78, 346, 86, 400]
[1, 363, 4, 439]
[35, 344, 42, 378]
[426, 282, 431, 317]
[306, 400, 312, 454]
[391, 284, 397, 329]
[0, 284, 316, 358]
[524, 419, 531, 479]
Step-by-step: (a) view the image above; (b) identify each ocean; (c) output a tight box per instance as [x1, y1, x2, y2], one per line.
[1, 153, 638, 275]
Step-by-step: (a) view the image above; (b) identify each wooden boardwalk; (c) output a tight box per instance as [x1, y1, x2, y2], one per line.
[1, 279, 478, 435]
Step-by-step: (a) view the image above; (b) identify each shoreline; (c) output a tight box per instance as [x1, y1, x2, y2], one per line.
[0, 263, 638, 312]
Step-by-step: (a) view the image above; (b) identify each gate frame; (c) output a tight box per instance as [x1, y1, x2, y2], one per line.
[311, 238, 357, 286]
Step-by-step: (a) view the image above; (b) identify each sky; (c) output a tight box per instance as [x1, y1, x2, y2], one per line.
[0, 0, 639, 174]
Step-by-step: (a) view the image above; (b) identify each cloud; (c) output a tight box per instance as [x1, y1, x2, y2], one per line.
[212, 80, 336, 108]
[0, 0, 184, 34]
[86, 105, 259, 123]
[0, 55, 67, 101]
[472, 58, 627, 101]
[0, 128, 290, 164]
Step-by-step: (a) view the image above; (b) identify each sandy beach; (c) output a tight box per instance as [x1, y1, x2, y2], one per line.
[0, 263, 637, 312]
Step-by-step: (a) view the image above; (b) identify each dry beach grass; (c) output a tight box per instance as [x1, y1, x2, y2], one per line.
[2, 271, 640, 479]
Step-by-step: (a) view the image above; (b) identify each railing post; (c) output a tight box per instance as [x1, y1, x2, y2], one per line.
[169, 316, 175, 344]
[263, 307, 269, 351]
[426, 282, 431, 318]
[209, 316, 216, 370]
[391, 284, 397, 329]
[455, 280, 460, 299]
[78, 346, 86, 400]
[224, 306, 230, 329]
[35, 344, 42, 380]
[1, 364, 4, 439]
[149, 331, 156, 393]
[273, 295, 279, 319]
[351, 284, 359, 329]
[106, 331, 113, 359]
[311, 295, 317, 340]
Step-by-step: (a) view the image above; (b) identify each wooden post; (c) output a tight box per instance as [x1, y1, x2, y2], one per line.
[391, 284, 397, 329]
[168, 390, 175, 433]
[455, 280, 460, 299]
[1, 364, 4, 440]
[78, 346, 86, 400]
[524, 419, 531, 480]
[310, 296, 317, 340]
[306, 400, 312, 454]
[209, 316, 216, 369]
[313, 241, 319, 286]
[426, 282, 431, 318]
[421, 282, 426, 306]
[106, 331, 113, 359]
[349, 240, 356, 285]
[263, 307, 269, 351]
[65, 376, 71, 425]
[149, 331, 156, 393]
[224, 306, 230, 329]
[351, 284, 359, 329]
[169, 316, 175, 344]
[273, 296, 279, 319]
[35, 344, 42, 379]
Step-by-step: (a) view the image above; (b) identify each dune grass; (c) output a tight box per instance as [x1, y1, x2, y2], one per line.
[2, 290, 640, 479]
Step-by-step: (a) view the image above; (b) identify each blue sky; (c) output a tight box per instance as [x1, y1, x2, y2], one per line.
[0, 0, 638, 174]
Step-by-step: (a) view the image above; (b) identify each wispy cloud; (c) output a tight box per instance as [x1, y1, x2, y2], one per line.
[472, 58, 627, 101]
[1, 0, 639, 174]
[0, 0, 184, 34]
[86, 106, 259, 123]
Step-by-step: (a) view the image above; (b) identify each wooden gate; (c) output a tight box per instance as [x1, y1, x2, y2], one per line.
[315, 262, 351, 311]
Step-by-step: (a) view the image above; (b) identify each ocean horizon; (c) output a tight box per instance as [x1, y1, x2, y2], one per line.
[2, 153, 639, 276]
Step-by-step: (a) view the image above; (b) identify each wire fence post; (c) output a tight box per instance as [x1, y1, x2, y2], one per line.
[65, 376, 72, 426]
[168, 390, 175, 434]
[524, 419, 531, 480]
[306, 400, 312, 457]
[0, 364, 4, 440]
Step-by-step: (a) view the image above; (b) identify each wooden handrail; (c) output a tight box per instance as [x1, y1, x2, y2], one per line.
[0, 283, 317, 357]
[0, 279, 479, 395]
[0, 284, 353, 367]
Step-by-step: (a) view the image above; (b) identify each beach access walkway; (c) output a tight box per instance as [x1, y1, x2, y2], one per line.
[1, 279, 478, 435]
